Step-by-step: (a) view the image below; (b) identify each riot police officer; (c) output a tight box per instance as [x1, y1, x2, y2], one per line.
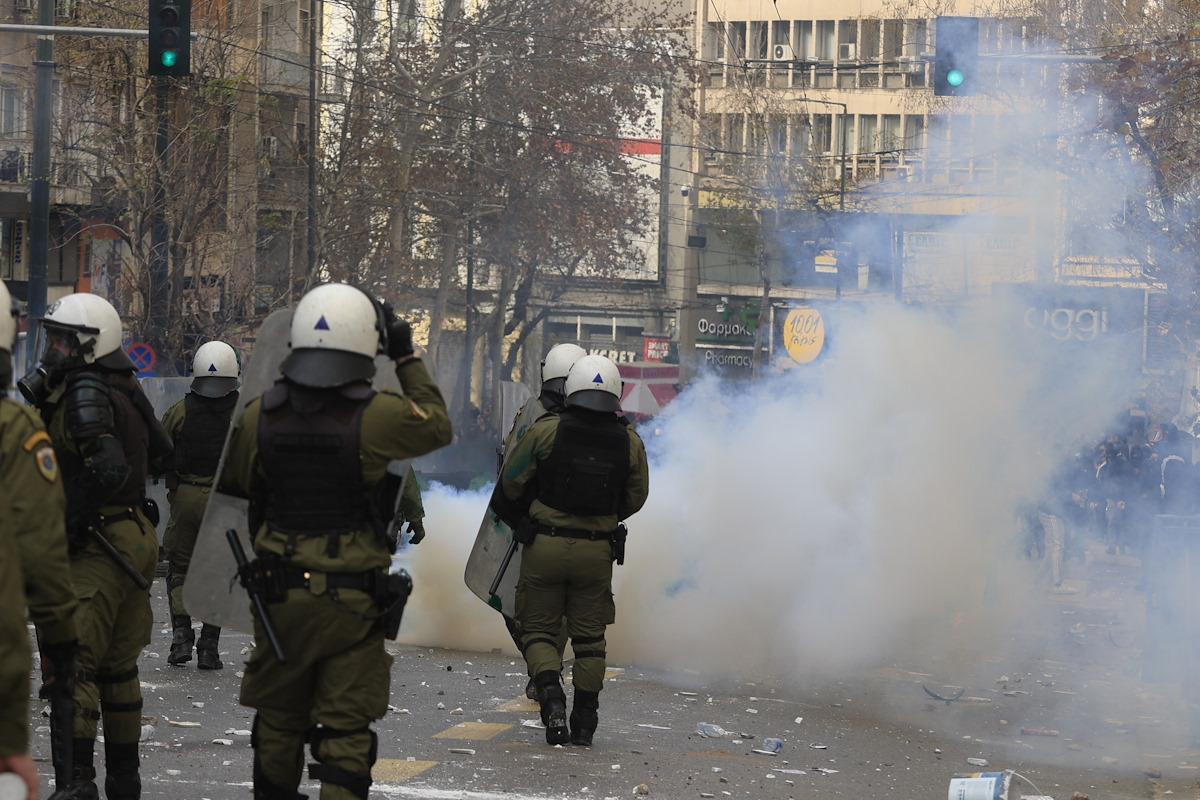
[162, 340, 241, 669]
[218, 283, 451, 800]
[495, 342, 585, 698]
[492, 354, 649, 746]
[0, 279, 77, 799]
[18, 292, 172, 799]
[0, 512, 39, 800]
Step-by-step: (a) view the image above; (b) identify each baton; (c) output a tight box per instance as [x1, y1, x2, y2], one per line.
[86, 525, 150, 590]
[226, 529, 288, 663]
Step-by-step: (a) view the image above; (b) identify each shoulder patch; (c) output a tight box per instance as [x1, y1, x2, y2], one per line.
[406, 398, 429, 420]
[34, 445, 59, 482]
[22, 430, 51, 452]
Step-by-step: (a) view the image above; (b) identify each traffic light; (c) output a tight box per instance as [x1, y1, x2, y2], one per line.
[933, 16, 979, 97]
[149, 0, 191, 77]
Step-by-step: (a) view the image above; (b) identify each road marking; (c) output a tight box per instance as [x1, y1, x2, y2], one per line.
[372, 759, 437, 781]
[433, 722, 511, 740]
[496, 697, 538, 712]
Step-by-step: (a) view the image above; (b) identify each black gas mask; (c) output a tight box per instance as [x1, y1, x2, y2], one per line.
[18, 323, 88, 406]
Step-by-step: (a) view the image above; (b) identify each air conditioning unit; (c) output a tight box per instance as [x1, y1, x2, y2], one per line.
[838, 42, 857, 61]
[772, 44, 794, 61]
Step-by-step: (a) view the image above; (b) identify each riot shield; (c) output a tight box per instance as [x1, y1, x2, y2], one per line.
[463, 383, 538, 615]
[183, 310, 293, 632]
[140, 377, 192, 544]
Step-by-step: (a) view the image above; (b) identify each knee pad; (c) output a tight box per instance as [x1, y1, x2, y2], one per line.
[308, 725, 376, 800]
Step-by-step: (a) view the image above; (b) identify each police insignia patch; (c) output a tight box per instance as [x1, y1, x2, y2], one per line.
[34, 446, 58, 482]
[407, 399, 429, 420]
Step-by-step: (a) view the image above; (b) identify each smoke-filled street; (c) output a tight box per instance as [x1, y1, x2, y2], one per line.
[24, 531, 1192, 800]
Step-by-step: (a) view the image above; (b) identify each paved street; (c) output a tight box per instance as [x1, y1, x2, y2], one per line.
[22, 532, 1200, 800]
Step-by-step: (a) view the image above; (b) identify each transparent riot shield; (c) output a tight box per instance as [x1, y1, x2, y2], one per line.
[183, 310, 292, 632]
[463, 381, 536, 614]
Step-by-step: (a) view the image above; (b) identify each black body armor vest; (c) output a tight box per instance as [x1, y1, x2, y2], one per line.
[536, 409, 630, 517]
[257, 381, 373, 543]
[175, 391, 238, 479]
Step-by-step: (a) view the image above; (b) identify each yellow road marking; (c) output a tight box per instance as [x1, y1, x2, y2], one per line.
[432, 721, 512, 740]
[372, 760, 437, 781]
[497, 697, 539, 712]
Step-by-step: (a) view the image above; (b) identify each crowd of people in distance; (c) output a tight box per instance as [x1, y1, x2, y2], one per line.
[1021, 402, 1198, 589]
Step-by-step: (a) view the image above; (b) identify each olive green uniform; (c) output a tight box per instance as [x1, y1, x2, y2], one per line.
[3, 398, 77, 649]
[501, 414, 649, 693]
[0, 501, 30, 759]
[41, 370, 165, 798]
[4, 396, 77, 793]
[220, 359, 450, 800]
[160, 396, 216, 618]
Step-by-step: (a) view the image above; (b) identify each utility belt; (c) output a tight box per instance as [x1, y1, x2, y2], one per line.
[239, 554, 413, 639]
[514, 519, 628, 565]
[534, 522, 614, 541]
[281, 565, 379, 593]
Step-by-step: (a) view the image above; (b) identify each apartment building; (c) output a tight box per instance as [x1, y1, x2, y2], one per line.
[673, 0, 1154, 379]
[0, 0, 318, 371]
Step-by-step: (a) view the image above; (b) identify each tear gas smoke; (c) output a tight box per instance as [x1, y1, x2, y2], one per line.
[401, 300, 1128, 680]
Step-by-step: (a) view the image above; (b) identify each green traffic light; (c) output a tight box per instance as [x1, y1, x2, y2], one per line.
[947, 68, 964, 86]
[161, 50, 178, 67]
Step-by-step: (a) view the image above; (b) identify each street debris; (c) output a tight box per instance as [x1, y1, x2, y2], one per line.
[1019, 729, 1059, 737]
[448, 748, 475, 755]
[635, 785, 649, 795]
[166, 719, 200, 728]
[696, 723, 728, 737]
[636, 724, 671, 729]
[923, 685, 965, 704]
[966, 758, 989, 767]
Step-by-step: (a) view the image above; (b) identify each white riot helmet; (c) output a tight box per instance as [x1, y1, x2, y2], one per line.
[538, 342, 586, 410]
[36, 292, 134, 372]
[191, 341, 240, 398]
[564, 354, 623, 413]
[281, 283, 385, 387]
[541, 343, 586, 383]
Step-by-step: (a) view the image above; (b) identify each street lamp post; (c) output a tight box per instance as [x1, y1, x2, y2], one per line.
[791, 97, 847, 212]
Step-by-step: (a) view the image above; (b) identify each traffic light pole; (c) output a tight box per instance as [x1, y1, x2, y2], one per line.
[151, 79, 170, 360]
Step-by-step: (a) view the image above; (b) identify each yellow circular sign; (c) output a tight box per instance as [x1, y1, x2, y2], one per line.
[783, 308, 824, 364]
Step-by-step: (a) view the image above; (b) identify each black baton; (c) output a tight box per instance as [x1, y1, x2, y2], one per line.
[226, 529, 288, 663]
[86, 525, 150, 590]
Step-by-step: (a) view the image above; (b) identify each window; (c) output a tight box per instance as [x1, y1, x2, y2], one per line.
[858, 115, 877, 154]
[0, 87, 26, 137]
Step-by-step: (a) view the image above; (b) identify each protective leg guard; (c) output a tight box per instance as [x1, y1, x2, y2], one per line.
[167, 616, 194, 666]
[196, 624, 223, 670]
[253, 754, 308, 800]
[308, 726, 376, 800]
[68, 738, 99, 800]
[534, 670, 569, 745]
[251, 714, 308, 800]
[570, 689, 599, 746]
[103, 741, 140, 800]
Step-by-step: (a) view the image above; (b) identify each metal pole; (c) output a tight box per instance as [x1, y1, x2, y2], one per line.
[150, 79, 169, 362]
[26, 0, 52, 370]
[789, 97, 847, 212]
[306, 0, 319, 287]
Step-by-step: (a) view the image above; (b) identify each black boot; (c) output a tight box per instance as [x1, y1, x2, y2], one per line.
[533, 670, 569, 745]
[168, 615, 193, 666]
[68, 738, 99, 800]
[196, 624, 223, 670]
[570, 689, 599, 746]
[104, 741, 141, 800]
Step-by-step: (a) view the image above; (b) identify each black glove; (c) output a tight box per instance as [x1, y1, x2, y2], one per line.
[381, 303, 414, 360]
[39, 641, 77, 700]
[407, 520, 426, 545]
